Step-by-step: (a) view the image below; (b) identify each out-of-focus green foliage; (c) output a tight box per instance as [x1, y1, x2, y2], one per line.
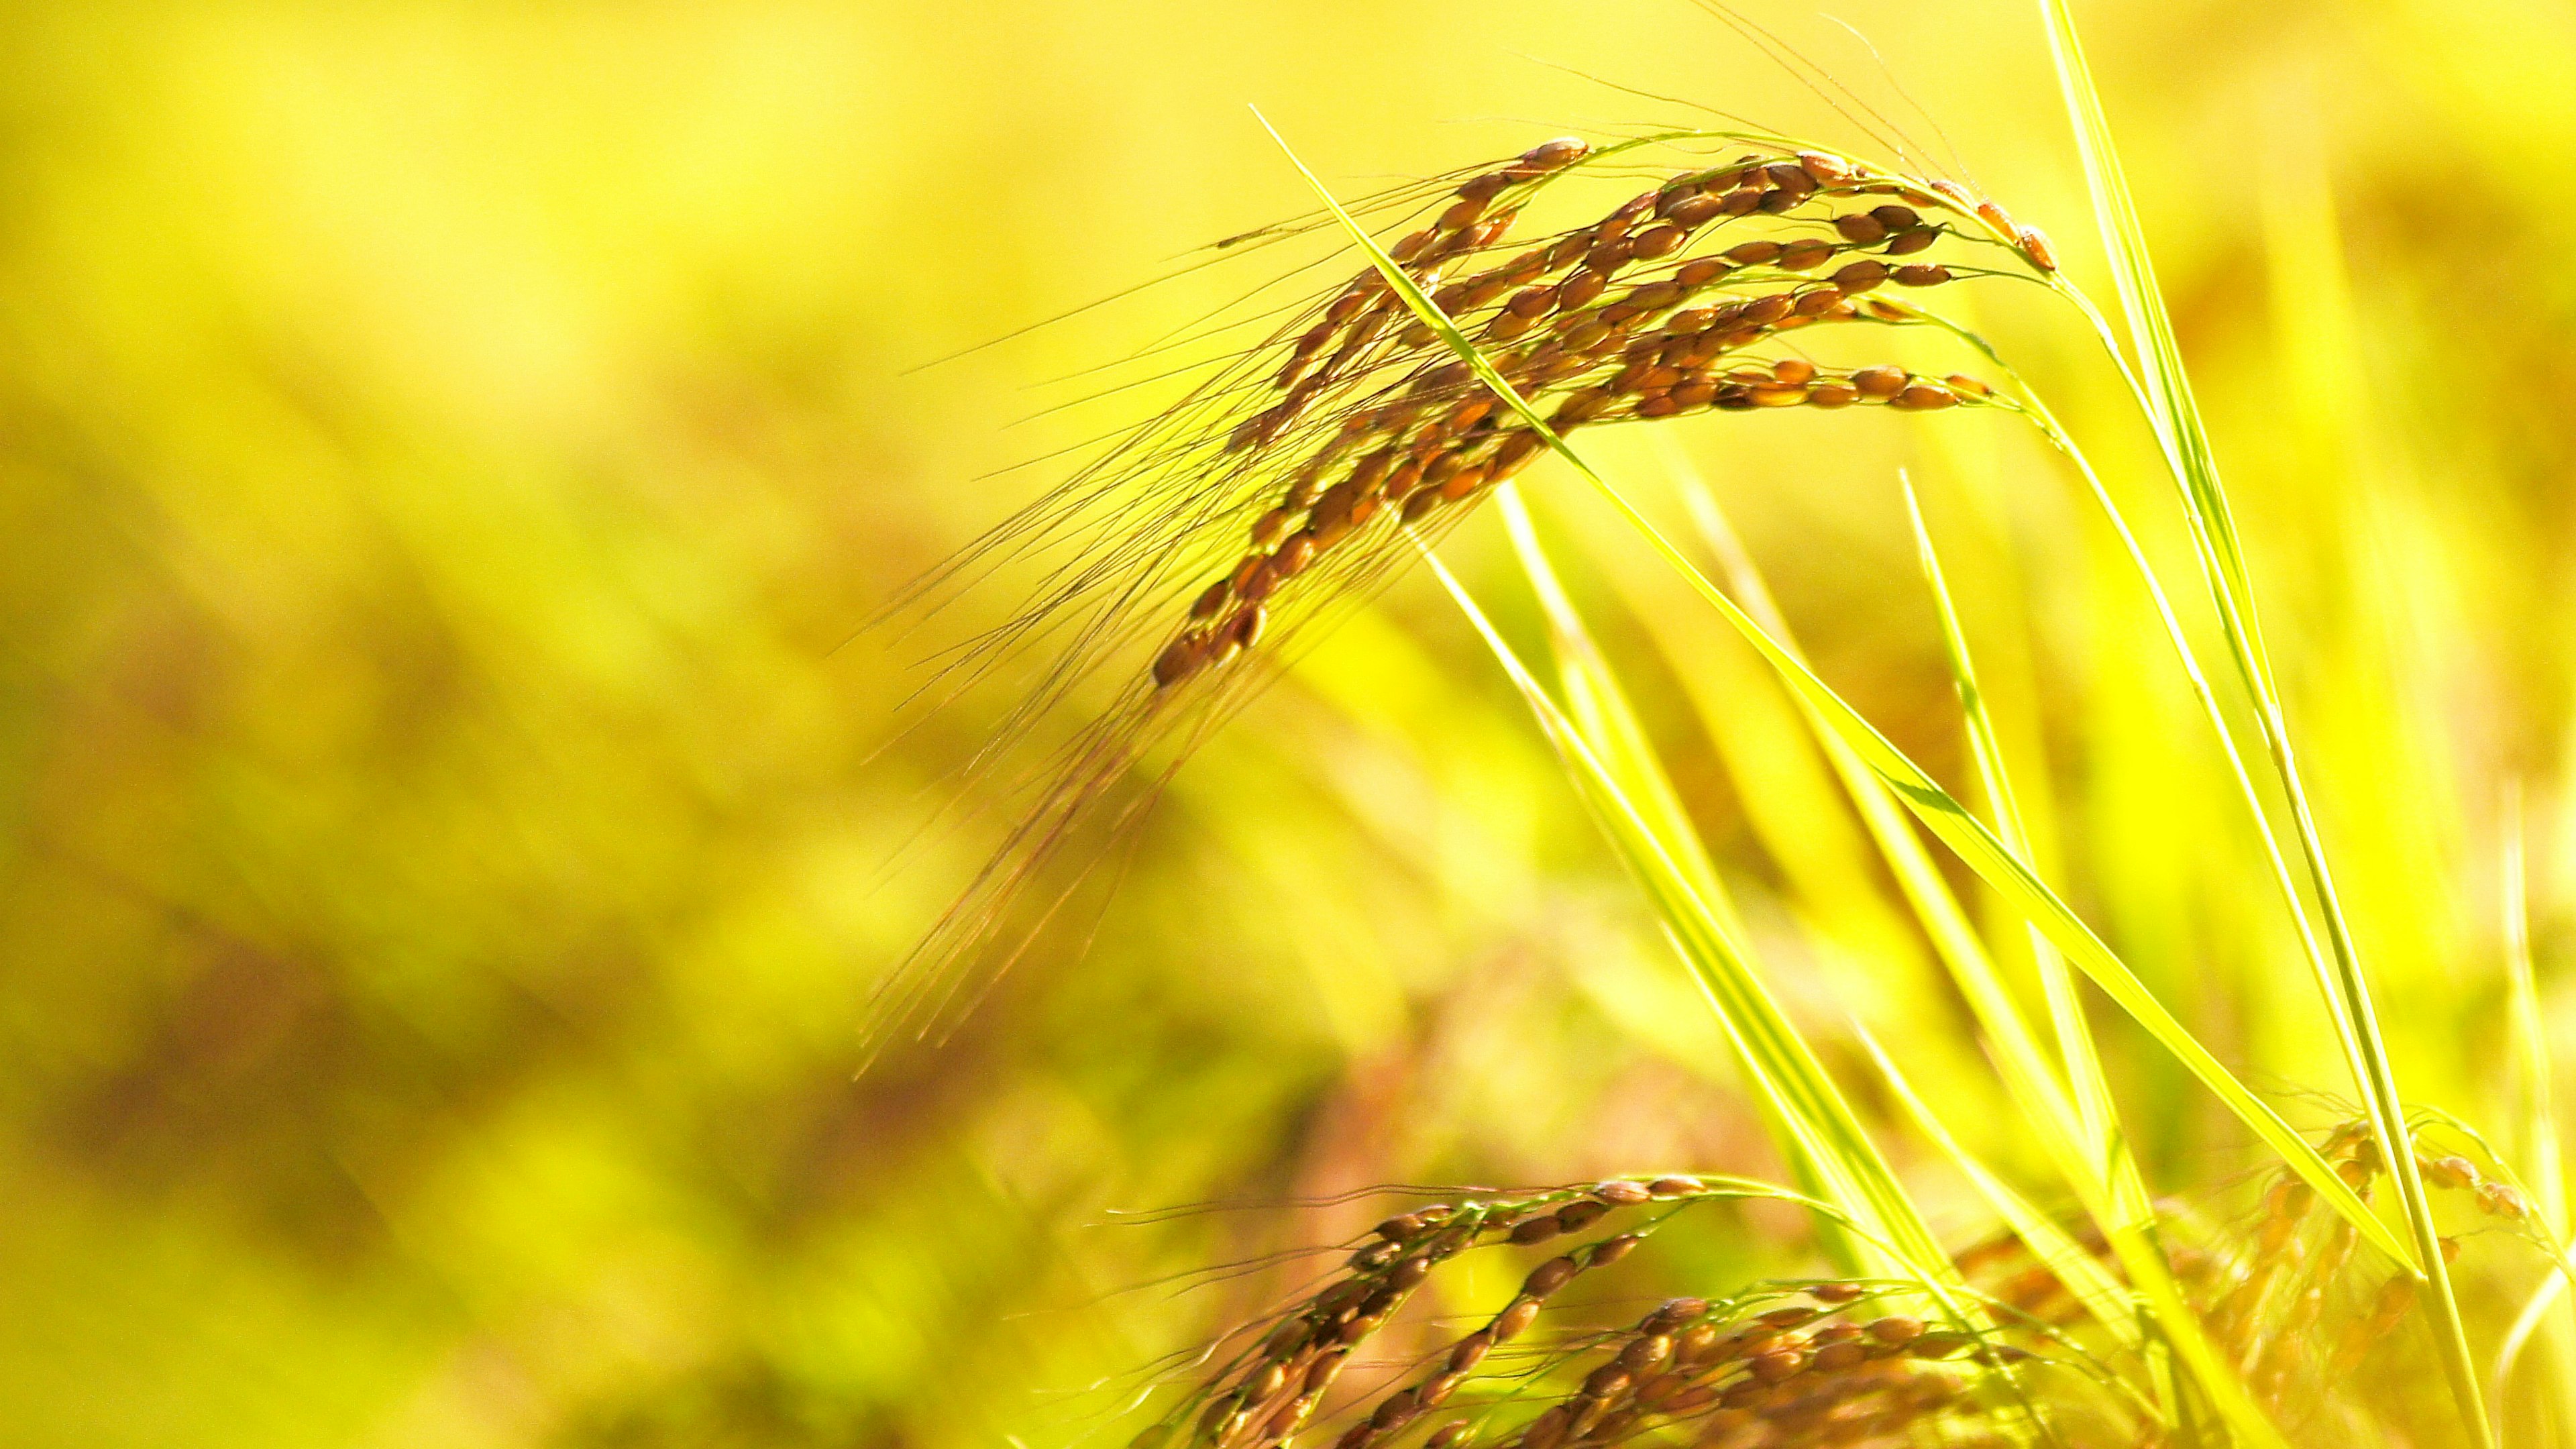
[5, 2, 2576, 1446]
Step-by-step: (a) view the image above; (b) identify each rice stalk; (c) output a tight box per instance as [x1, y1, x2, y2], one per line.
[2033, 2, 2485, 1437]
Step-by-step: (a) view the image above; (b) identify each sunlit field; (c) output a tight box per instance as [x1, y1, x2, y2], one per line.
[5, 3, 2576, 1446]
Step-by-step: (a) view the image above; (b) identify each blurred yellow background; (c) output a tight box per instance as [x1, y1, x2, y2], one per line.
[5, 2, 2575, 1446]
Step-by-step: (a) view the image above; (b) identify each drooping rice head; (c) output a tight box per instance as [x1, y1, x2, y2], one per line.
[871, 129, 2058, 1057]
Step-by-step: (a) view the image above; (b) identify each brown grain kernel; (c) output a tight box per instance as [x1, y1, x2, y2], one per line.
[1391, 229, 1434, 263]
[1717, 1383, 1774, 1412]
[1424, 1424, 1468, 1449]
[1507, 284, 1558, 318]
[2017, 225, 2057, 271]
[1760, 1307, 1819, 1328]
[1892, 263, 1950, 287]
[1907, 1332, 1971, 1359]
[1717, 186, 1762, 216]
[1648, 1176, 1696, 1197]
[1748, 384, 1805, 408]
[1389, 1256, 1433, 1290]
[1370, 1389, 1417, 1430]
[1943, 373, 1991, 399]
[1564, 321, 1615, 353]
[1558, 270, 1607, 310]
[1725, 239, 1783, 266]
[1556, 1199, 1609, 1232]
[1674, 1324, 1723, 1364]
[1779, 239, 1835, 271]
[1519, 136, 1589, 172]
[1749, 1350, 1806, 1383]
[1631, 225, 1685, 260]
[1864, 1316, 1924, 1346]
[1832, 213, 1888, 245]
[1597, 1180, 1652, 1205]
[1851, 365, 1907, 398]
[1764, 161, 1814, 196]
[1619, 1335, 1674, 1374]
[1642, 1297, 1707, 1335]
[1809, 1342, 1868, 1375]
[1633, 395, 1678, 419]
[1668, 195, 1723, 229]
[1807, 381, 1857, 409]
[1419, 1372, 1463, 1409]
[1239, 562, 1281, 604]
[1635, 276, 1693, 310]
[1584, 239, 1633, 275]
[1798, 151, 1855, 184]
[1791, 288, 1841, 317]
[2424, 1155, 2479, 1190]
[1758, 189, 1801, 215]
[1831, 260, 1888, 293]
[1633, 1373, 1685, 1409]
[1332, 1427, 1370, 1449]
[1974, 199, 2013, 237]
[1189, 578, 1234, 622]
[1591, 1233, 1643, 1265]
[1436, 464, 1488, 503]
[1582, 1364, 1632, 1400]
[1150, 635, 1205, 690]
[1868, 204, 1921, 233]
[1882, 227, 1938, 256]
[1246, 1361, 1288, 1401]
[1524, 1256, 1579, 1297]
[1728, 295, 1786, 327]
[2479, 1181, 2531, 1218]
[1448, 1332, 1492, 1374]
[1894, 383, 1955, 411]
[1493, 1297, 1541, 1342]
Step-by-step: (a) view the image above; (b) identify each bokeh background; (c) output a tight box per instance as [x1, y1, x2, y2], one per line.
[5, 1, 2576, 1445]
